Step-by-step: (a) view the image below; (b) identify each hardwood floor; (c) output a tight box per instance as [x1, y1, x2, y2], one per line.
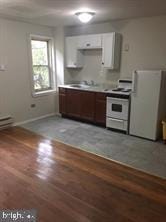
[0, 127, 165, 222]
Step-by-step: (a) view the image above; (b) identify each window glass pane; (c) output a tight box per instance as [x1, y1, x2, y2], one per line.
[31, 40, 48, 66]
[33, 66, 51, 91]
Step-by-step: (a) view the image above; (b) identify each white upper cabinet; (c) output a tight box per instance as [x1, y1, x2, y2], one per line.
[65, 32, 121, 69]
[78, 34, 102, 49]
[102, 33, 121, 69]
[65, 36, 83, 68]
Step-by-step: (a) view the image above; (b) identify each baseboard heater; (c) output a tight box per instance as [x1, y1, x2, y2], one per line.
[0, 116, 13, 130]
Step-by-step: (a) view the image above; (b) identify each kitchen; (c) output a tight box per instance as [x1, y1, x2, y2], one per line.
[59, 31, 166, 140]
[0, 1, 166, 221]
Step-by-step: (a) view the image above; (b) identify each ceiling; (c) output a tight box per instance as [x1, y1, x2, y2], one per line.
[1, 0, 166, 27]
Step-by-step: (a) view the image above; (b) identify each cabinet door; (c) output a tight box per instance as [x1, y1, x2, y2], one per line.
[95, 93, 107, 126]
[59, 94, 66, 114]
[66, 89, 81, 118]
[102, 33, 121, 69]
[78, 34, 102, 49]
[80, 91, 95, 121]
[102, 33, 115, 68]
[65, 36, 83, 68]
[59, 88, 66, 114]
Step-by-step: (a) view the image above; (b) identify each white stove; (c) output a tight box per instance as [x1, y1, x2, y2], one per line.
[106, 79, 132, 133]
[107, 80, 132, 96]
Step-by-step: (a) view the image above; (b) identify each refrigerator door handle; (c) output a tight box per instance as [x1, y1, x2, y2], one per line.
[132, 70, 137, 93]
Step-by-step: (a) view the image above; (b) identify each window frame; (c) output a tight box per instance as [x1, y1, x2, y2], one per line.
[29, 34, 56, 97]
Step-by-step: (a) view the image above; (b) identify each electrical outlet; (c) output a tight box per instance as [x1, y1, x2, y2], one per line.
[0, 65, 6, 71]
[31, 104, 36, 108]
[124, 44, 129, 52]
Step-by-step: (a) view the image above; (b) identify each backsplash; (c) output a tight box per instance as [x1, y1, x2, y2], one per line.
[64, 49, 120, 87]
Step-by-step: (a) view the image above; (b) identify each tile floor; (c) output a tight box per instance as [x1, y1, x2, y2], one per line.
[22, 115, 166, 178]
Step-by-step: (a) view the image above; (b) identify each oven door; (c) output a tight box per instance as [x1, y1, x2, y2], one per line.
[106, 97, 129, 120]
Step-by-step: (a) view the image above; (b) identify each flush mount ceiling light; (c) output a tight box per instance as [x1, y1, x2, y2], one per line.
[75, 12, 95, 23]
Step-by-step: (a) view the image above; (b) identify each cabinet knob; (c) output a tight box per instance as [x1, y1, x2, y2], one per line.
[86, 43, 90, 47]
[102, 62, 104, 65]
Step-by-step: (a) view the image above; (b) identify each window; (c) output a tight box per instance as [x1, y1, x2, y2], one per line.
[30, 36, 55, 95]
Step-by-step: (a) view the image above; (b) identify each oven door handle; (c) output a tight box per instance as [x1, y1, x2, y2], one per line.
[109, 118, 124, 122]
[107, 97, 128, 102]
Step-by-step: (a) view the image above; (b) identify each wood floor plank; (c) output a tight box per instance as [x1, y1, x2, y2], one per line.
[0, 127, 165, 222]
[3, 127, 165, 184]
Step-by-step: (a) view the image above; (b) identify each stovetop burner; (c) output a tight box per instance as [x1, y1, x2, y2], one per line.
[121, 89, 131, 92]
[112, 88, 124, 92]
[108, 79, 132, 96]
[112, 88, 131, 93]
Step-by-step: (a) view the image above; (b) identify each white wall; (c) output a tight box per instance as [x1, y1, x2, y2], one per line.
[0, 18, 57, 123]
[64, 15, 166, 85]
[53, 26, 65, 113]
[2, 15, 166, 123]
[54, 26, 65, 85]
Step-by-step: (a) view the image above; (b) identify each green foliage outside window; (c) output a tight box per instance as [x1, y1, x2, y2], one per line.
[31, 40, 51, 91]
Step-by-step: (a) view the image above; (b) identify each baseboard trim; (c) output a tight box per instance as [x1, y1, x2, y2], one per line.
[14, 113, 57, 126]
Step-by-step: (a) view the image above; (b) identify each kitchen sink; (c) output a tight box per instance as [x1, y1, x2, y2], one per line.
[69, 84, 90, 89]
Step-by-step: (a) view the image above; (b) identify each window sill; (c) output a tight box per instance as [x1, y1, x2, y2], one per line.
[32, 89, 57, 97]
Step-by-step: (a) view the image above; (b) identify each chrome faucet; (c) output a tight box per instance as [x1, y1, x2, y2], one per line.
[90, 80, 95, 86]
[82, 80, 96, 86]
[82, 80, 88, 85]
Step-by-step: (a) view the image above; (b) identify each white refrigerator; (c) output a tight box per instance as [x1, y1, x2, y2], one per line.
[130, 70, 166, 140]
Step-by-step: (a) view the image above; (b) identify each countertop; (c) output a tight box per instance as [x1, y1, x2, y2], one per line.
[58, 84, 113, 93]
